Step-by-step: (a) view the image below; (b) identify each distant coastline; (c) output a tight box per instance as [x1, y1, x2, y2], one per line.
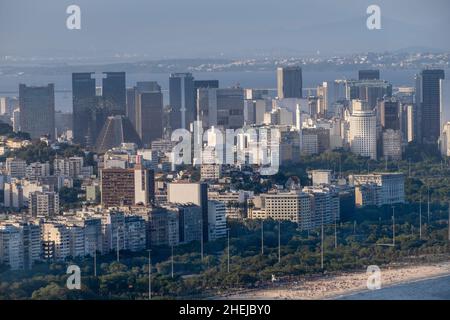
[217, 260, 450, 300]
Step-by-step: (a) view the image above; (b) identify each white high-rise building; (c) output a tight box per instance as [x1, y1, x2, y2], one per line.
[0, 97, 7, 115]
[441, 122, 450, 157]
[349, 100, 377, 160]
[349, 173, 405, 206]
[3, 180, 24, 209]
[6, 158, 27, 178]
[28, 191, 60, 217]
[42, 223, 70, 261]
[26, 162, 51, 180]
[0, 225, 24, 270]
[207, 200, 227, 241]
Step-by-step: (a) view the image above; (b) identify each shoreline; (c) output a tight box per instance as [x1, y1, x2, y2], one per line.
[217, 261, 450, 300]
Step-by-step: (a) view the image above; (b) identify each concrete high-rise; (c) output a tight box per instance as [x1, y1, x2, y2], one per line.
[100, 162, 154, 208]
[19, 84, 55, 140]
[380, 97, 401, 130]
[277, 67, 303, 99]
[349, 100, 377, 160]
[169, 73, 195, 131]
[197, 87, 245, 130]
[346, 79, 392, 110]
[167, 182, 209, 242]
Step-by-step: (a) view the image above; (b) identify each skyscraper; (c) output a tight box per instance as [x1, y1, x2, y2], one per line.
[277, 66, 303, 99]
[359, 70, 380, 81]
[416, 69, 445, 144]
[19, 84, 55, 140]
[194, 80, 219, 90]
[380, 97, 401, 130]
[72, 73, 96, 145]
[102, 72, 126, 116]
[126, 87, 137, 128]
[169, 73, 195, 131]
[127, 81, 161, 131]
[346, 79, 392, 110]
[167, 182, 209, 242]
[349, 100, 377, 160]
[100, 163, 154, 208]
[197, 87, 245, 130]
[136, 89, 163, 146]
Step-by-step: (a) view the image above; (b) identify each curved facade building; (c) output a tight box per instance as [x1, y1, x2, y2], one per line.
[349, 100, 377, 160]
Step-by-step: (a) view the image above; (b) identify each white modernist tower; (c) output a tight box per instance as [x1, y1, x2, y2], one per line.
[349, 100, 377, 160]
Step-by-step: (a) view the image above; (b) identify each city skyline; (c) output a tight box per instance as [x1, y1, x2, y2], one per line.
[2, 0, 450, 304]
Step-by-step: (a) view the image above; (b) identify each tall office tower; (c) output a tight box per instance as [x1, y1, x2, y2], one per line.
[441, 122, 450, 156]
[126, 88, 137, 128]
[346, 79, 392, 110]
[19, 84, 55, 140]
[12, 109, 20, 132]
[194, 80, 219, 90]
[380, 97, 401, 130]
[416, 69, 445, 144]
[194, 80, 219, 121]
[135, 84, 163, 146]
[349, 100, 377, 160]
[0, 97, 7, 115]
[100, 165, 154, 208]
[136, 81, 161, 93]
[440, 79, 450, 146]
[169, 73, 195, 131]
[167, 182, 209, 242]
[102, 72, 126, 115]
[277, 66, 303, 99]
[95, 115, 142, 153]
[197, 87, 245, 130]
[72, 73, 96, 145]
[127, 81, 161, 131]
[359, 70, 380, 81]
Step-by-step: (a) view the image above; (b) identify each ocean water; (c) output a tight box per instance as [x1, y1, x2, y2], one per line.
[0, 69, 443, 113]
[338, 274, 450, 300]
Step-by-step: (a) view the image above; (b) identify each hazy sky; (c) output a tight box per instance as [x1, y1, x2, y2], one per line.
[1, 0, 449, 59]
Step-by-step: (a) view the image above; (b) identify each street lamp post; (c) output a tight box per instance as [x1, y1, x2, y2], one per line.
[171, 245, 174, 278]
[148, 249, 152, 300]
[227, 228, 230, 273]
[261, 220, 264, 255]
[278, 220, 281, 264]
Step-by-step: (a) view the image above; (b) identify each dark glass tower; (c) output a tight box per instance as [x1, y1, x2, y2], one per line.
[417, 69, 445, 144]
[136, 86, 163, 146]
[102, 72, 126, 116]
[72, 73, 96, 145]
[277, 66, 303, 99]
[359, 70, 380, 81]
[19, 84, 55, 140]
[380, 97, 400, 130]
[169, 73, 195, 131]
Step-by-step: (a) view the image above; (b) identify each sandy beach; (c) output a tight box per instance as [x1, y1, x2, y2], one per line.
[220, 262, 450, 300]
